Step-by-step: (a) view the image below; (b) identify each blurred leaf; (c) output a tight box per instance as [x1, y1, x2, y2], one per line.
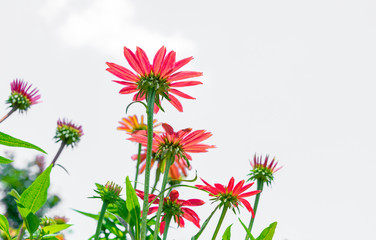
[18, 165, 52, 217]
[0, 131, 46, 153]
[0, 156, 13, 164]
[42, 224, 72, 234]
[41, 236, 60, 240]
[238, 218, 255, 240]
[126, 176, 140, 238]
[256, 222, 277, 240]
[8, 189, 21, 201]
[0, 214, 11, 240]
[25, 212, 40, 236]
[222, 224, 232, 240]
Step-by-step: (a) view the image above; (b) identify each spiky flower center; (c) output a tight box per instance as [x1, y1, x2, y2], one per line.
[248, 166, 274, 185]
[216, 192, 238, 207]
[157, 140, 184, 160]
[55, 125, 82, 146]
[163, 198, 183, 217]
[94, 182, 122, 204]
[7, 92, 31, 111]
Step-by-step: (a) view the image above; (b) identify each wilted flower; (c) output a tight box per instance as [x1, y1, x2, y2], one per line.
[196, 177, 261, 217]
[6, 79, 41, 112]
[54, 119, 83, 147]
[107, 46, 203, 112]
[117, 114, 160, 134]
[136, 189, 204, 234]
[248, 154, 282, 186]
[93, 181, 123, 204]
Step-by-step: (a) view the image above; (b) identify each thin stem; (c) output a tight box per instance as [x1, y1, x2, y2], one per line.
[245, 180, 264, 240]
[16, 224, 24, 240]
[153, 156, 173, 240]
[51, 142, 66, 166]
[140, 89, 156, 240]
[94, 201, 109, 240]
[134, 143, 142, 189]
[0, 107, 17, 124]
[211, 205, 228, 240]
[162, 215, 172, 240]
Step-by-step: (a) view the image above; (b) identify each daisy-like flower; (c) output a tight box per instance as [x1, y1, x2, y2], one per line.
[136, 189, 204, 234]
[196, 177, 261, 217]
[131, 148, 191, 181]
[128, 123, 215, 163]
[248, 154, 282, 186]
[54, 119, 83, 147]
[6, 79, 41, 112]
[106, 46, 203, 112]
[117, 114, 161, 134]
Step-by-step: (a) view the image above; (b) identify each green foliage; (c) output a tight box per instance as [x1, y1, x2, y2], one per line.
[255, 222, 277, 240]
[25, 212, 40, 236]
[0, 214, 11, 240]
[0, 156, 13, 164]
[42, 223, 72, 235]
[0, 131, 46, 153]
[191, 205, 220, 240]
[125, 176, 140, 238]
[222, 224, 232, 240]
[238, 218, 255, 240]
[17, 164, 53, 217]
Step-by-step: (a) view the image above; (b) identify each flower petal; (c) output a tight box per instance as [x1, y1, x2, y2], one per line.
[168, 94, 183, 112]
[124, 47, 144, 75]
[169, 71, 203, 82]
[153, 46, 166, 75]
[169, 89, 195, 99]
[106, 62, 139, 82]
[136, 47, 151, 75]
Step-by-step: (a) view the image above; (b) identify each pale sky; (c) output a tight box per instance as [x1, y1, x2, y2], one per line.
[1, 0, 376, 239]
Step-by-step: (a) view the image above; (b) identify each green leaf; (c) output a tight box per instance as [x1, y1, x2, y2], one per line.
[25, 212, 40, 236]
[41, 236, 60, 240]
[18, 165, 53, 217]
[42, 224, 72, 234]
[222, 224, 232, 240]
[8, 189, 21, 201]
[126, 176, 140, 238]
[191, 205, 220, 240]
[256, 222, 277, 240]
[238, 218, 255, 240]
[0, 131, 46, 153]
[0, 156, 13, 164]
[0, 214, 12, 240]
[73, 209, 99, 220]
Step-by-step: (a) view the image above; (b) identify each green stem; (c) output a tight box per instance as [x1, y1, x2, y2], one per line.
[162, 215, 172, 240]
[211, 205, 228, 240]
[16, 224, 24, 240]
[140, 89, 156, 240]
[0, 107, 16, 124]
[153, 156, 173, 240]
[51, 142, 66, 166]
[245, 180, 264, 240]
[94, 201, 109, 240]
[134, 143, 142, 189]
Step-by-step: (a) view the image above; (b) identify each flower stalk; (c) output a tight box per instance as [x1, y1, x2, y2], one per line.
[134, 143, 142, 189]
[51, 142, 66, 166]
[211, 204, 229, 240]
[94, 200, 109, 240]
[140, 89, 156, 240]
[153, 155, 174, 240]
[245, 180, 264, 240]
[0, 107, 16, 124]
[162, 215, 172, 240]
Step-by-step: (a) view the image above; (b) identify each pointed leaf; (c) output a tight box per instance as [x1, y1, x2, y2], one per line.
[222, 224, 232, 240]
[0, 131, 46, 153]
[256, 222, 277, 240]
[42, 224, 72, 234]
[73, 209, 99, 220]
[238, 218, 255, 240]
[0, 156, 13, 164]
[126, 176, 140, 238]
[0, 214, 11, 240]
[25, 212, 40, 236]
[191, 205, 220, 240]
[18, 165, 53, 217]
[9, 189, 21, 201]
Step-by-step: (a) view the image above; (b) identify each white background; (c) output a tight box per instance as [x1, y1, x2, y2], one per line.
[1, 0, 376, 239]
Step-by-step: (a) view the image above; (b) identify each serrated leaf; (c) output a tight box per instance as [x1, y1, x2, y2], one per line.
[25, 212, 40, 236]
[0, 214, 11, 240]
[18, 165, 52, 217]
[256, 222, 277, 240]
[0, 131, 46, 153]
[43, 224, 72, 234]
[238, 218, 255, 240]
[0, 156, 13, 164]
[222, 224, 232, 240]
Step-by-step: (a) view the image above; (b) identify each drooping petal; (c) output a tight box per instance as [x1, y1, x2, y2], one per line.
[169, 89, 195, 99]
[162, 123, 174, 135]
[168, 94, 183, 112]
[181, 207, 201, 228]
[239, 198, 254, 216]
[106, 62, 139, 82]
[119, 86, 138, 94]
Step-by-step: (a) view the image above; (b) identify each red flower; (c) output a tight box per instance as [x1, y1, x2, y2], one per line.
[136, 189, 204, 234]
[106, 46, 203, 112]
[196, 177, 261, 217]
[128, 123, 215, 163]
[248, 154, 282, 186]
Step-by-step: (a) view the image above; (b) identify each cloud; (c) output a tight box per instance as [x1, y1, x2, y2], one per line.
[38, 0, 195, 57]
